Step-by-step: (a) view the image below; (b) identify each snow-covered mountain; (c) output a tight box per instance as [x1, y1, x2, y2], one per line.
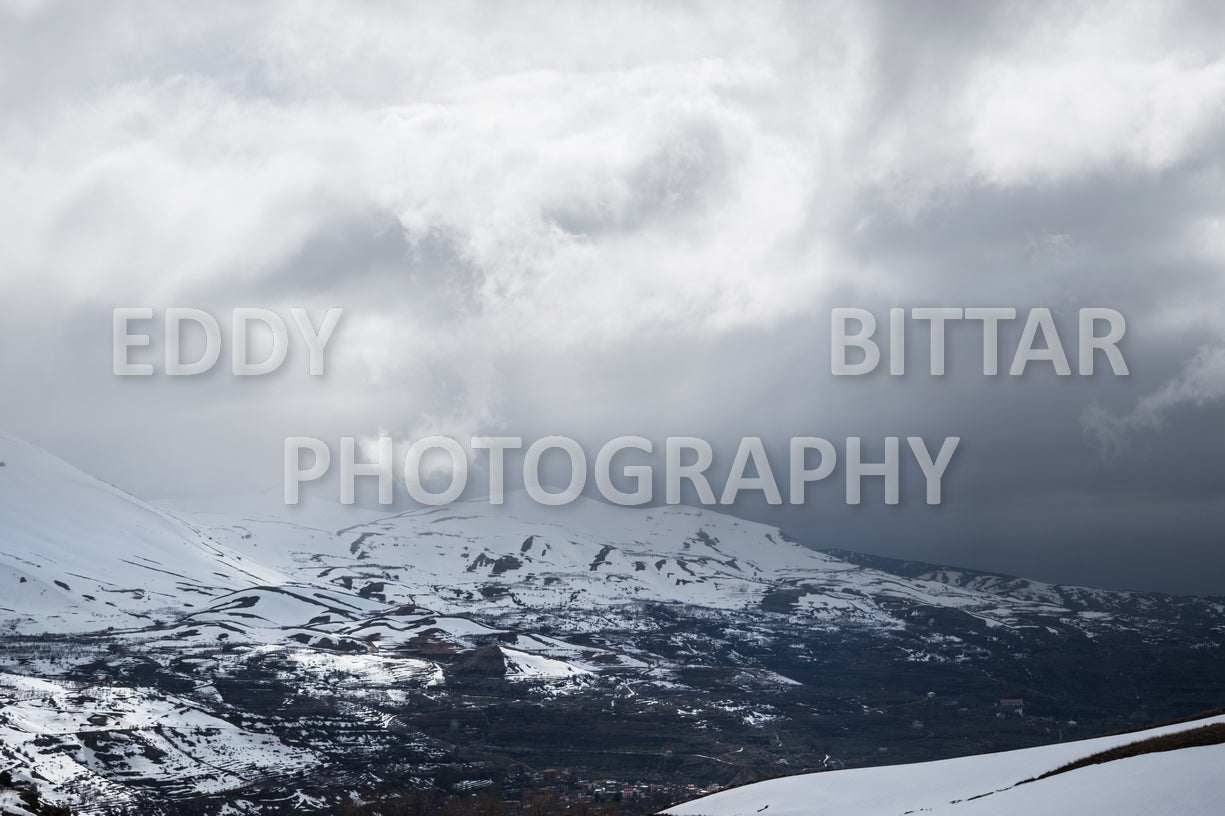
[4, 432, 1220, 645]
[158, 489, 1088, 635]
[1, 434, 1223, 815]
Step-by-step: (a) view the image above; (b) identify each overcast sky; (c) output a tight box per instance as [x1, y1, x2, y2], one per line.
[3, 0, 1224, 595]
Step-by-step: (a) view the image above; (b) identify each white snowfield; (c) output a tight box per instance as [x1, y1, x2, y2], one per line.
[664, 714, 1225, 816]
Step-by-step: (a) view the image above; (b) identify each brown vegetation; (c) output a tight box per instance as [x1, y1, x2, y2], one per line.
[1023, 722, 1225, 783]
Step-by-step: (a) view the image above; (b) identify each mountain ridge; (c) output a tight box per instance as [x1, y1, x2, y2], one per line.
[1, 435, 1223, 815]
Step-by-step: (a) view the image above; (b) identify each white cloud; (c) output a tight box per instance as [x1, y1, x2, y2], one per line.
[2, 0, 1225, 514]
[863, 2, 1225, 208]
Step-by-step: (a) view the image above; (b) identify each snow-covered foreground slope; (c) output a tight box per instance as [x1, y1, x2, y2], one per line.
[665, 714, 1225, 816]
[0, 435, 289, 633]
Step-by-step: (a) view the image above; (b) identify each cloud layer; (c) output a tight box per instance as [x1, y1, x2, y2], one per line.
[3, 0, 1225, 594]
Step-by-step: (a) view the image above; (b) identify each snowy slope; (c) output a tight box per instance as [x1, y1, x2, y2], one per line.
[665, 714, 1225, 816]
[0, 670, 318, 814]
[0, 435, 292, 633]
